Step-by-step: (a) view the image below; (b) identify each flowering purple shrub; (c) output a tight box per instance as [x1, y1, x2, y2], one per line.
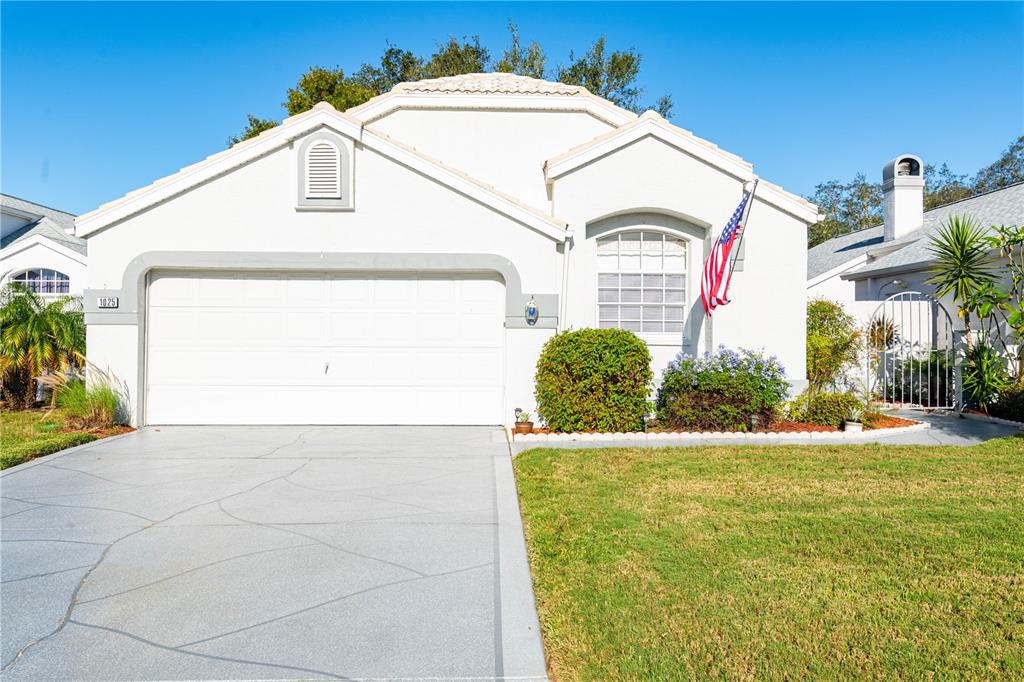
[655, 346, 789, 431]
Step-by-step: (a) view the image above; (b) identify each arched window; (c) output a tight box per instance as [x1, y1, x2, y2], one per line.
[597, 231, 687, 334]
[11, 269, 70, 295]
[304, 140, 342, 199]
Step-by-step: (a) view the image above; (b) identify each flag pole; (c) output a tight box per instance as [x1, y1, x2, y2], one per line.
[724, 178, 759, 281]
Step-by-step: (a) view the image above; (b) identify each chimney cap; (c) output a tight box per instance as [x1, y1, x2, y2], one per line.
[883, 154, 924, 185]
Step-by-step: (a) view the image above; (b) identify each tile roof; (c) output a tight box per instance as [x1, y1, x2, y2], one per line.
[808, 182, 1024, 280]
[390, 73, 588, 97]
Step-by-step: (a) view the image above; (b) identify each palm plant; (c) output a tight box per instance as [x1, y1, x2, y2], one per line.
[0, 284, 85, 408]
[926, 215, 995, 348]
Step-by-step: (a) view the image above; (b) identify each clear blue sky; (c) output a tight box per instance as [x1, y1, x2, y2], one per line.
[2, 1, 1021, 214]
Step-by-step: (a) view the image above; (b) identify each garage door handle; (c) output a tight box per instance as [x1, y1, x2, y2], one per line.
[324, 361, 330, 374]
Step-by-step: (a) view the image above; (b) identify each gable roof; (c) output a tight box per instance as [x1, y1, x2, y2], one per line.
[1, 193, 76, 232]
[1, 216, 88, 256]
[544, 111, 821, 224]
[346, 73, 636, 127]
[75, 102, 569, 241]
[807, 182, 1024, 282]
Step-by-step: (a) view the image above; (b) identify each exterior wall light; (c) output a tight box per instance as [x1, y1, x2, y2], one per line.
[525, 297, 539, 326]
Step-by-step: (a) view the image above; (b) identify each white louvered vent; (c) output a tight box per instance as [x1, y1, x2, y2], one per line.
[305, 141, 342, 199]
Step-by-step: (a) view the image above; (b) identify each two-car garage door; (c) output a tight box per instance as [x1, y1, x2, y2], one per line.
[145, 271, 505, 425]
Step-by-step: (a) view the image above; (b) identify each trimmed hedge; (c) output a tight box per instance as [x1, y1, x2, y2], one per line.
[656, 347, 789, 432]
[534, 328, 652, 433]
[789, 392, 862, 428]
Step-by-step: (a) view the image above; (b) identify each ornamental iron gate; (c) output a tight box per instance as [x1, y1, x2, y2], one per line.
[867, 291, 960, 410]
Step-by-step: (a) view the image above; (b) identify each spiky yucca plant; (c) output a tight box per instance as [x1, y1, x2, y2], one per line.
[926, 215, 995, 347]
[0, 284, 85, 408]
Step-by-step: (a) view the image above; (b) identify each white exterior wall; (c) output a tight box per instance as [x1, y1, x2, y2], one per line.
[552, 136, 809, 384]
[367, 110, 613, 210]
[0, 240, 88, 295]
[85, 135, 562, 425]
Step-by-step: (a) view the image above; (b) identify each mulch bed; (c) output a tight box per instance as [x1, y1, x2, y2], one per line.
[865, 415, 918, 430]
[521, 416, 919, 436]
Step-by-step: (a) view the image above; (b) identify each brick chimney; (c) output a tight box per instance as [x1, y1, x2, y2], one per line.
[882, 154, 924, 241]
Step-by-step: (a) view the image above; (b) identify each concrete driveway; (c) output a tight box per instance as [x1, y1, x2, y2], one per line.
[0, 426, 547, 681]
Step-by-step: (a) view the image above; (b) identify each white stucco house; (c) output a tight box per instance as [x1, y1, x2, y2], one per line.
[1, 194, 87, 297]
[808, 156, 1023, 328]
[77, 73, 820, 426]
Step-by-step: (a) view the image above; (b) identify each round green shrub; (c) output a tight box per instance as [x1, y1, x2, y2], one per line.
[656, 346, 789, 432]
[534, 328, 652, 432]
[991, 379, 1024, 422]
[789, 392, 862, 428]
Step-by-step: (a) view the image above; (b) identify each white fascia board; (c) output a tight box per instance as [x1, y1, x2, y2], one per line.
[545, 118, 754, 183]
[360, 128, 568, 242]
[0, 234, 88, 266]
[75, 104, 567, 243]
[76, 108, 362, 237]
[348, 93, 636, 127]
[754, 185, 822, 225]
[806, 254, 869, 289]
[545, 119, 820, 225]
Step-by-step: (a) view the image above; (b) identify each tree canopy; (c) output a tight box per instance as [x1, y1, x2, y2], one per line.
[228, 24, 673, 145]
[808, 136, 1024, 247]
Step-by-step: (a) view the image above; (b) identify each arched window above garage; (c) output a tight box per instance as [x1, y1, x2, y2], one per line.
[296, 131, 352, 210]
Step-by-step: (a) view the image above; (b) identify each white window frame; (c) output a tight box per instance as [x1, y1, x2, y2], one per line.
[595, 227, 691, 345]
[10, 268, 71, 296]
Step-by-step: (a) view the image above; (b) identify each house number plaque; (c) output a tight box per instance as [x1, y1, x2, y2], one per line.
[97, 296, 119, 309]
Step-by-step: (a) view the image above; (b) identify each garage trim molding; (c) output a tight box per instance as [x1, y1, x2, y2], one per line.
[86, 251, 556, 326]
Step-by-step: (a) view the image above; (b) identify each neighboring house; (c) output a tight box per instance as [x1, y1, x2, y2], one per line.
[808, 157, 1023, 327]
[1, 194, 87, 297]
[77, 73, 820, 426]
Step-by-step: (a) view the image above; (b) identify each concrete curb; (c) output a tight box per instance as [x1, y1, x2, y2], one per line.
[960, 411, 1024, 429]
[0, 428, 138, 478]
[510, 418, 929, 444]
[492, 450, 550, 680]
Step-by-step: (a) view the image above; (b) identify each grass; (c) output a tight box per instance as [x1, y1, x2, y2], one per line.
[514, 438, 1024, 680]
[0, 408, 98, 469]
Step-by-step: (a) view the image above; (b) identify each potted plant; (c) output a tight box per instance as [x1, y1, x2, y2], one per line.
[844, 403, 864, 433]
[514, 409, 534, 434]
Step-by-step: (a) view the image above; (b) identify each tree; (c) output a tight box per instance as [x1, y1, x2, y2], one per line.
[229, 27, 672, 144]
[422, 36, 489, 79]
[923, 162, 973, 210]
[0, 284, 85, 409]
[807, 174, 883, 247]
[227, 114, 278, 146]
[973, 135, 1024, 193]
[806, 298, 862, 395]
[807, 136, 1023, 247]
[354, 46, 424, 94]
[555, 37, 672, 117]
[284, 66, 375, 116]
[494, 22, 545, 78]
[926, 214, 996, 346]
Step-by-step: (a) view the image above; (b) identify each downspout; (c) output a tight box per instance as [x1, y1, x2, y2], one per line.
[560, 229, 572, 331]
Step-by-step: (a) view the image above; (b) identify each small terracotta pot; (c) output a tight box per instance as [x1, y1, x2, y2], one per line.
[514, 422, 534, 434]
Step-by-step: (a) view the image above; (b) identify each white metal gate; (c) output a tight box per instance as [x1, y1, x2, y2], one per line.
[867, 291, 960, 409]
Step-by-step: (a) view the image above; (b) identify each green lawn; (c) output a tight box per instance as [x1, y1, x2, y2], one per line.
[0, 408, 98, 469]
[514, 438, 1024, 680]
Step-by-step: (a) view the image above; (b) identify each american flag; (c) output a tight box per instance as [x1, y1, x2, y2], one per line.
[701, 190, 752, 317]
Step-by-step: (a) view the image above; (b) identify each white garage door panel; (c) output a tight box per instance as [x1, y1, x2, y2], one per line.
[146, 272, 505, 424]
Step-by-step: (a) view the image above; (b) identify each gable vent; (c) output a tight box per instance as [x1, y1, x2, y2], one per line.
[305, 141, 342, 199]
